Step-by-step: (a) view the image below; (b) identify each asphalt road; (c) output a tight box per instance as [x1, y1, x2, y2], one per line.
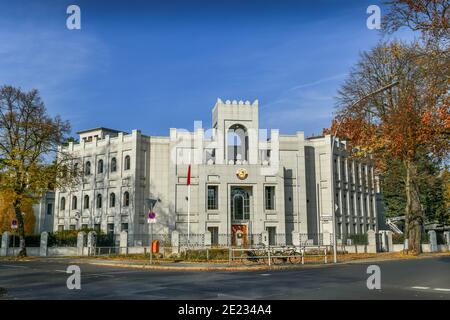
[0, 256, 449, 299]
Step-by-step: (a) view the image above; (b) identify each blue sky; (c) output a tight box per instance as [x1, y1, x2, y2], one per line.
[0, 0, 415, 137]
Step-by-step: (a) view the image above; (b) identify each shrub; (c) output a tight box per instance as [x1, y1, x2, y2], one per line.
[349, 234, 368, 245]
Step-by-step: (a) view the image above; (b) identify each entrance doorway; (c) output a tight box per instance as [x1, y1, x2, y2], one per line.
[231, 187, 252, 246]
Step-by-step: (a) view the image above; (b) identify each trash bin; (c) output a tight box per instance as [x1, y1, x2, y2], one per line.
[151, 240, 159, 253]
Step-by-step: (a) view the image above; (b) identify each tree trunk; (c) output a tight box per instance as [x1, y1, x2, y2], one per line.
[404, 160, 423, 255]
[13, 199, 27, 257]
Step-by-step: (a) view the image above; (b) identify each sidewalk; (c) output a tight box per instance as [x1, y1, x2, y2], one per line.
[62, 251, 450, 271]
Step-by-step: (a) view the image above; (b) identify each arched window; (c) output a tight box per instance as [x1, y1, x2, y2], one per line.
[123, 191, 130, 207]
[73, 163, 79, 177]
[85, 161, 91, 175]
[72, 196, 77, 210]
[96, 194, 102, 208]
[111, 157, 117, 172]
[97, 159, 103, 174]
[124, 155, 131, 170]
[110, 193, 116, 207]
[231, 188, 250, 220]
[84, 195, 90, 209]
[61, 165, 68, 178]
[60, 197, 66, 211]
[227, 124, 248, 163]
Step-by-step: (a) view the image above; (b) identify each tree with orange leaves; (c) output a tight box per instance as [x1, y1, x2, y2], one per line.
[0, 191, 35, 234]
[331, 41, 449, 255]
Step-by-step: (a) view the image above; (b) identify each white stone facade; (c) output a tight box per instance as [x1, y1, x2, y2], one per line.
[54, 99, 382, 246]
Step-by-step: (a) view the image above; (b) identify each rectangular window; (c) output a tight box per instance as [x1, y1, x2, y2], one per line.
[207, 227, 219, 246]
[47, 203, 53, 215]
[58, 225, 64, 231]
[69, 225, 76, 231]
[81, 224, 88, 230]
[207, 186, 218, 210]
[107, 223, 114, 235]
[265, 186, 275, 210]
[121, 223, 128, 232]
[94, 224, 101, 232]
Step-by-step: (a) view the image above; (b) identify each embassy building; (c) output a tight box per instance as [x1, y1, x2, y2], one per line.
[54, 99, 383, 246]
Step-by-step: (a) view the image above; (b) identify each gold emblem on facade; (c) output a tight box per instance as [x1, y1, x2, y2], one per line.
[236, 168, 248, 180]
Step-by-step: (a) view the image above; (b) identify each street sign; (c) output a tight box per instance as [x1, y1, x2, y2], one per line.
[147, 211, 156, 224]
[11, 219, 18, 229]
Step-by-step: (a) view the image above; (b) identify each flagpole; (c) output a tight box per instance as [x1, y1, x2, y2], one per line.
[187, 164, 191, 248]
[187, 183, 191, 246]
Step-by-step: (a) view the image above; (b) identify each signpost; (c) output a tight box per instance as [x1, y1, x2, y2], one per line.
[148, 211, 156, 264]
[11, 219, 18, 256]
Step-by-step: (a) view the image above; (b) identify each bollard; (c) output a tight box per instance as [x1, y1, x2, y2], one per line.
[301, 247, 305, 265]
[324, 247, 328, 264]
[268, 248, 271, 266]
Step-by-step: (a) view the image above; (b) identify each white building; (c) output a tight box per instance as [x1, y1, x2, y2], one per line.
[54, 99, 382, 246]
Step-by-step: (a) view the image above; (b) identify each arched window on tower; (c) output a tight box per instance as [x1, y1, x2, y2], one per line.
[227, 124, 248, 164]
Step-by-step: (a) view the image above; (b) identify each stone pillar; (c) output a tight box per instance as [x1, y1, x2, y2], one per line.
[444, 231, 450, 246]
[87, 231, 97, 256]
[367, 230, 377, 253]
[77, 231, 86, 256]
[428, 230, 438, 252]
[386, 231, 393, 252]
[204, 230, 211, 248]
[40, 232, 48, 257]
[261, 231, 269, 246]
[171, 230, 179, 254]
[1, 232, 10, 257]
[292, 232, 300, 246]
[322, 231, 331, 246]
[119, 231, 128, 255]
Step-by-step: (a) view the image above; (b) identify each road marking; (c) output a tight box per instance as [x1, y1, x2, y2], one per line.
[434, 288, 450, 292]
[54, 270, 66, 273]
[411, 286, 430, 290]
[0, 265, 28, 269]
[260, 274, 271, 276]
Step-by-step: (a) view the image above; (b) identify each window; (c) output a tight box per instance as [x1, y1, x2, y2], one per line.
[58, 225, 64, 231]
[207, 186, 218, 210]
[94, 224, 101, 232]
[123, 192, 130, 207]
[85, 161, 91, 175]
[47, 203, 53, 215]
[72, 196, 77, 210]
[265, 186, 275, 210]
[266, 227, 276, 245]
[124, 155, 131, 170]
[97, 159, 103, 174]
[208, 227, 219, 246]
[81, 224, 88, 229]
[111, 157, 117, 172]
[107, 223, 114, 235]
[231, 188, 250, 220]
[69, 225, 76, 231]
[73, 163, 79, 176]
[60, 197, 66, 211]
[110, 193, 116, 207]
[96, 194, 102, 208]
[121, 223, 128, 232]
[84, 195, 90, 209]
